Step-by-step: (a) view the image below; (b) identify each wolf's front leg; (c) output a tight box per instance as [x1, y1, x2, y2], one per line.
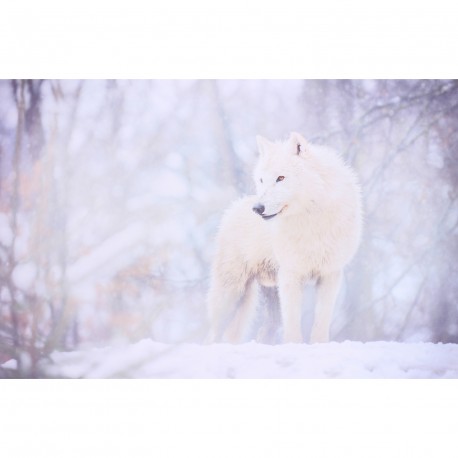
[278, 270, 304, 343]
[310, 271, 342, 344]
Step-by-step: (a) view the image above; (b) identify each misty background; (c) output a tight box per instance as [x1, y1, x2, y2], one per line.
[1, 79, 457, 375]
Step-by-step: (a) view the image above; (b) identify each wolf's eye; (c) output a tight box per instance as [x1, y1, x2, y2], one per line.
[276, 176, 285, 182]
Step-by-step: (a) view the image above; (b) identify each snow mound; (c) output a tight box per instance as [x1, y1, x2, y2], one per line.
[34, 340, 458, 378]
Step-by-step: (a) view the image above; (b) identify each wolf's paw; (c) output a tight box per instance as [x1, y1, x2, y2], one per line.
[282, 332, 303, 344]
[309, 328, 330, 344]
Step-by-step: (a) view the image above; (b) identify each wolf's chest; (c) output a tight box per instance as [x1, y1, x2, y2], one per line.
[269, 222, 335, 272]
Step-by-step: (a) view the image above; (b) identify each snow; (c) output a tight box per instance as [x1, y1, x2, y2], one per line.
[21, 340, 458, 379]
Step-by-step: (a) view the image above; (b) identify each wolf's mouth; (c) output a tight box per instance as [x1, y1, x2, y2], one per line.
[261, 205, 287, 220]
[261, 213, 278, 220]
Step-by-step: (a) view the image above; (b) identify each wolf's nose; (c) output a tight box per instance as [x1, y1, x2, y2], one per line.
[252, 204, 265, 215]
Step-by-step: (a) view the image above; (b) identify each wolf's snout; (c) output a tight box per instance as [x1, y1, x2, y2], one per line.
[252, 203, 265, 215]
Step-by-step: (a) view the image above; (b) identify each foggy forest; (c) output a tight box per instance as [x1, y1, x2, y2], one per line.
[1, 79, 457, 377]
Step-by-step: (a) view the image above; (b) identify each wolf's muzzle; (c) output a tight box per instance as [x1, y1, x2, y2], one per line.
[252, 203, 265, 215]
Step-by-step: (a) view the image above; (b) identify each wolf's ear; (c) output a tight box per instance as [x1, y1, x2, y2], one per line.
[256, 135, 272, 156]
[289, 132, 307, 156]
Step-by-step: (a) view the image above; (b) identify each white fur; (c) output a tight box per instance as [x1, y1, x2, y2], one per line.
[207, 132, 362, 344]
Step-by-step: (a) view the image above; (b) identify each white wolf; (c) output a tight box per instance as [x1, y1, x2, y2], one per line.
[207, 132, 362, 344]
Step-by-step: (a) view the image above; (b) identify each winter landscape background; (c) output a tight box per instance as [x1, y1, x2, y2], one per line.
[1, 79, 457, 378]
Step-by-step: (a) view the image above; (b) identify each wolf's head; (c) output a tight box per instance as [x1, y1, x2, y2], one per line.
[252, 132, 324, 220]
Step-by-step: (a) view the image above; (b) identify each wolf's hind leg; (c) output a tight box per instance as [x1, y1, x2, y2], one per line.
[206, 282, 241, 343]
[223, 279, 258, 343]
[256, 286, 281, 344]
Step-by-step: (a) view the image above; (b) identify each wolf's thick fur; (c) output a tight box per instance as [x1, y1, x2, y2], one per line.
[207, 132, 362, 344]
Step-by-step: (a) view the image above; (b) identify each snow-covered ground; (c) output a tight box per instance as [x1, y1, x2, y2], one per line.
[4, 340, 457, 378]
